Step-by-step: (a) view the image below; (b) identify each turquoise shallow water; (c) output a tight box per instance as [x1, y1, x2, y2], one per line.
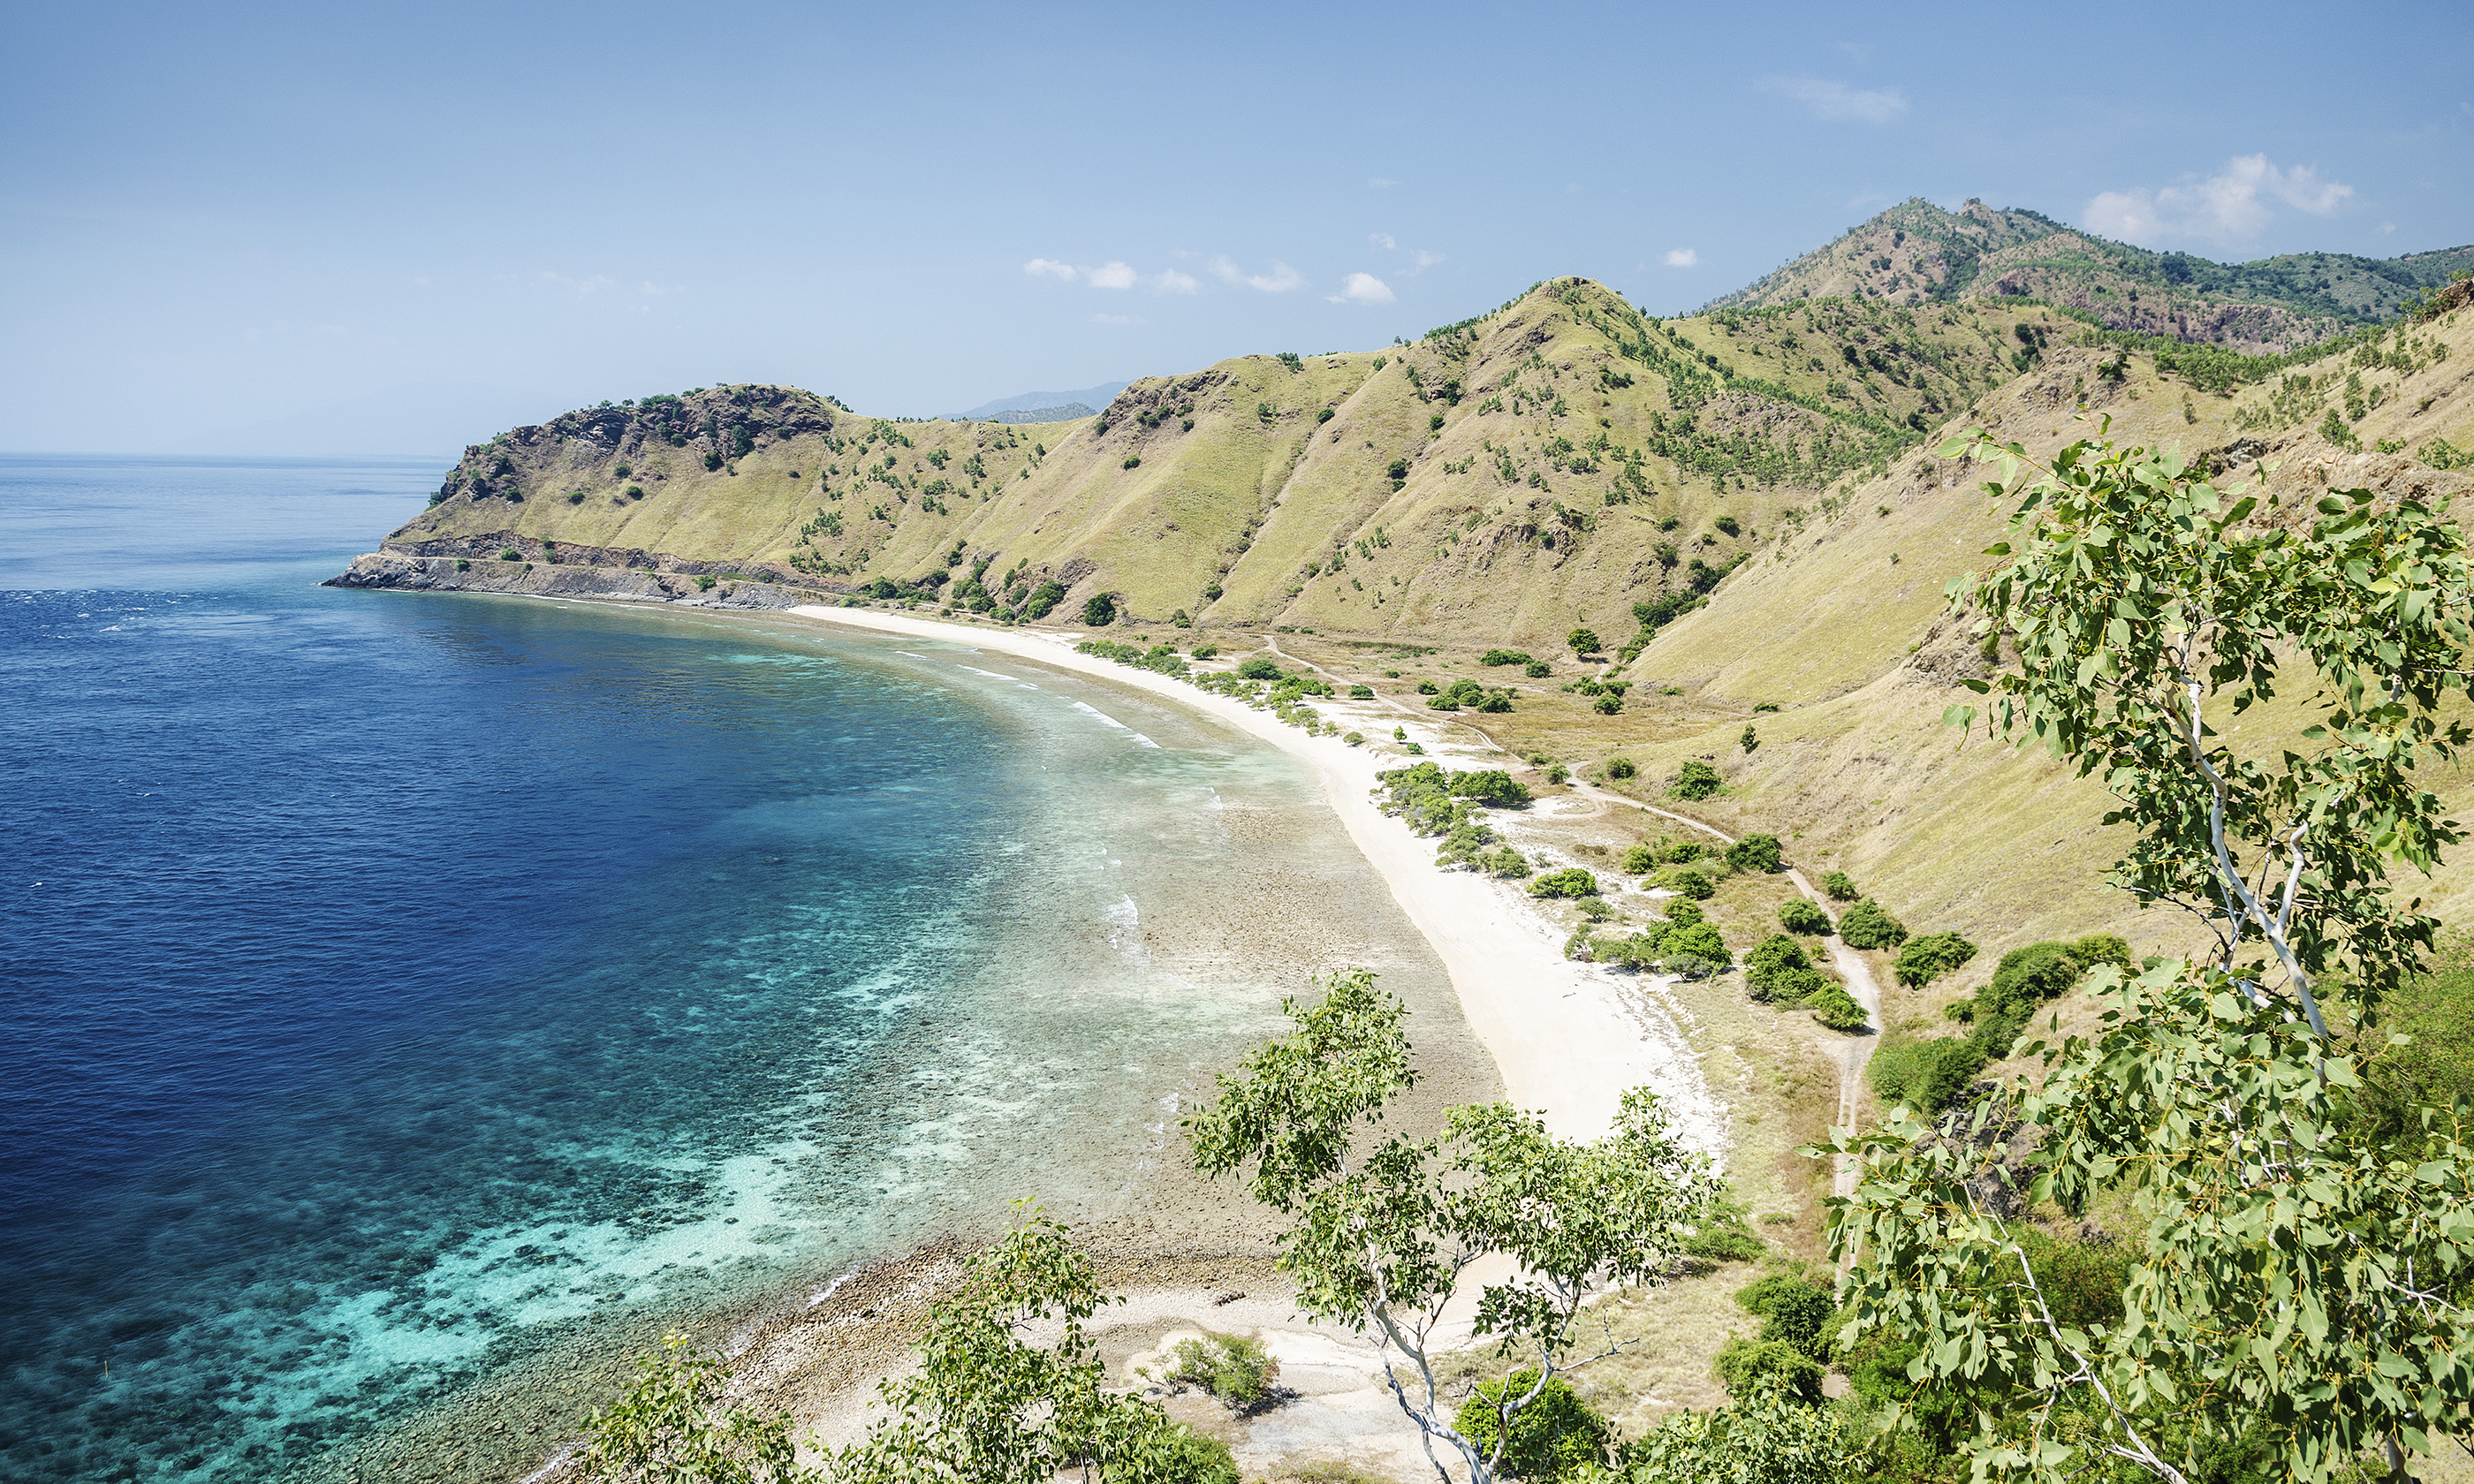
[0, 455, 1479, 1482]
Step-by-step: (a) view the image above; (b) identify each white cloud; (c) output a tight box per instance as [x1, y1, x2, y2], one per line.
[1403, 249, 1446, 276]
[1327, 272, 1394, 306]
[536, 270, 618, 296]
[1150, 269, 1199, 294]
[1085, 260, 1137, 290]
[1663, 248, 1699, 269]
[1367, 177, 1399, 189]
[1091, 313, 1139, 325]
[2083, 154, 2354, 248]
[1024, 258, 1078, 281]
[1763, 77, 1908, 123]
[1208, 255, 1304, 292]
[1370, 231, 1395, 250]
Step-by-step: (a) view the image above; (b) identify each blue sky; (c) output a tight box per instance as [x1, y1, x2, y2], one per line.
[4, 0, 2469, 453]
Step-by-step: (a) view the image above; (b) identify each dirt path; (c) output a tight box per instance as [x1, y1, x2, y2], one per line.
[1564, 779, 1882, 1200]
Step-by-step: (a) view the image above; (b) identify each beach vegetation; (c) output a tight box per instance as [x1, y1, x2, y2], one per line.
[1777, 899, 1832, 935]
[1023, 580, 1066, 619]
[828, 1209, 1233, 1484]
[1819, 871, 1859, 901]
[1620, 844, 1655, 874]
[1161, 1331, 1280, 1410]
[1448, 770, 1532, 808]
[1451, 1372, 1610, 1481]
[1529, 867, 1599, 899]
[1344, 731, 1364, 746]
[1804, 985, 1867, 1030]
[1659, 921, 1730, 973]
[1185, 971, 1725, 1484]
[1652, 866, 1714, 900]
[1485, 846, 1533, 878]
[1191, 644, 1218, 660]
[1238, 655, 1283, 680]
[1669, 761, 1721, 800]
[1833, 897, 1906, 950]
[1081, 592, 1118, 626]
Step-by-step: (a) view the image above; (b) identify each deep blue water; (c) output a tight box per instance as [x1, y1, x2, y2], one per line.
[0, 456, 1316, 1481]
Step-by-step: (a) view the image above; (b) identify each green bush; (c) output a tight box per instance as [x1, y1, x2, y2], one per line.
[1568, 627, 1601, 655]
[1893, 931, 1977, 988]
[1023, 580, 1066, 619]
[1671, 760, 1721, 800]
[1081, 592, 1118, 626]
[1163, 1331, 1280, 1408]
[1190, 643, 1219, 659]
[1663, 900, 1704, 926]
[694, 575, 717, 592]
[1529, 867, 1599, 899]
[1835, 897, 1907, 949]
[1593, 693, 1623, 716]
[1606, 756, 1637, 780]
[1525, 659, 1552, 678]
[1654, 866, 1714, 900]
[1712, 1337, 1824, 1405]
[1482, 648, 1533, 667]
[1449, 769, 1533, 807]
[1236, 655, 1282, 680]
[1819, 870, 1858, 901]
[1621, 844, 1656, 874]
[1485, 845, 1533, 878]
[1734, 1274, 1835, 1361]
[1778, 899, 1832, 935]
[1348, 684, 1375, 699]
[1725, 834, 1781, 874]
[1452, 1371, 1612, 1481]
[1152, 1425, 1241, 1484]
[1806, 985, 1867, 1030]
[1663, 921, 1730, 970]
[1866, 1034, 1987, 1115]
[1744, 934, 1812, 983]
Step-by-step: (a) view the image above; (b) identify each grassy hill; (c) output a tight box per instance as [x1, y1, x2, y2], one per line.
[379, 279, 2087, 643]
[1706, 198, 2474, 353]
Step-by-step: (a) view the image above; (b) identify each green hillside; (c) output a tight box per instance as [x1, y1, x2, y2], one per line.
[1706, 198, 2474, 353]
[377, 280, 2083, 643]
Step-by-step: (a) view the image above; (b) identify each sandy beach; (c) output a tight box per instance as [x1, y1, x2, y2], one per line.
[781, 603, 1724, 1148]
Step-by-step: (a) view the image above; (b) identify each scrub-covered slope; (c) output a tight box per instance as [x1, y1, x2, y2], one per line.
[353, 279, 2074, 642]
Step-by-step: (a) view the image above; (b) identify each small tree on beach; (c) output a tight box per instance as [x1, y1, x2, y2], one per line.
[1186, 969, 1724, 1484]
[829, 1210, 1232, 1484]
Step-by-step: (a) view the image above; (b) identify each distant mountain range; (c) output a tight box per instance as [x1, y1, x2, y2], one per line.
[1704, 198, 2474, 354]
[948, 382, 1129, 421]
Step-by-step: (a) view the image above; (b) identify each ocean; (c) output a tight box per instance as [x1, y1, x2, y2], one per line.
[0, 455, 1484, 1482]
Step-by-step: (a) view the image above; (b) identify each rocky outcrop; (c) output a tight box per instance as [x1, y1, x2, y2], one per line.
[325, 550, 808, 610]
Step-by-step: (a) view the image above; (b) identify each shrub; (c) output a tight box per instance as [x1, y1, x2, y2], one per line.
[694, 575, 717, 592]
[1023, 580, 1066, 619]
[1663, 900, 1704, 926]
[1348, 684, 1375, 699]
[498, 548, 521, 561]
[1163, 1331, 1280, 1408]
[1606, 756, 1636, 779]
[1819, 870, 1859, 901]
[1778, 899, 1833, 935]
[1191, 643, 1219, 660]
[1529, 867, 1599, 899]
[1836, 897, 1907, 949]
[1744, 934, 1813, 984]
[1654, 866, 1714, 900]
[1725, 834, 1781, 874]
[1485, 845, 1532, 878]
[1415, 678, 1440, 694]
[1893, 931, 1978, 988]
[1344, 731, 1364, 746]
[1592, 693, 1622, 716]
[1663, 921, 1730, 969]
[1317, 406, 1334, 423]
[1481, 648, 1534, 667]
[1568, 627, 1602, 655]
[1080, 592, 1118, 626]
[1621, 844, 1656, 874]
[1450, 770, 1533, 807]
[1671, 760, 1721, 799]
[1237, 655, 1282, 680]
[1452, 1371, 1611, 1482]
[1866, 1033, 1988, 1115]
[1734, 1274, 1836, 1361]
[1525, 659, 1551, 678]
[703, 450, 724, 470]
[1712, 1337, 1824, 1405]
[1807, 985, 1867, 1030]
[624, 484, 644, 499]
[566, 490, 586, 504]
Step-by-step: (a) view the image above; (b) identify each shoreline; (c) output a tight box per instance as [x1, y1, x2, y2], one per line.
[776, 602, 1722, 1148]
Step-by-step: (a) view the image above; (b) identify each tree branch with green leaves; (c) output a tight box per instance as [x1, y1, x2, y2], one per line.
[1185, 968, 1724, 1484]
[1825, 422, 2474, 1484]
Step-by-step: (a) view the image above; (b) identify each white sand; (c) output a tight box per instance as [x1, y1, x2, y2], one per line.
[783, 605, 1718, 1147]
